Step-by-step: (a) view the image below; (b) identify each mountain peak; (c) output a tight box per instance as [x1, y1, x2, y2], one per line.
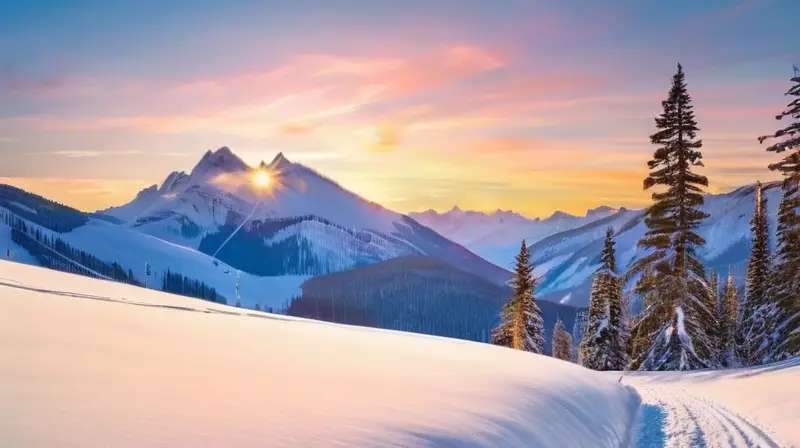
[269, 152, 292, 170]
[585, 205, 617, 219]
[159, 171, 190, 194]
[544, 210, 577, 222]
[134, 184, 159, 199]
[190, 146, 248, 181]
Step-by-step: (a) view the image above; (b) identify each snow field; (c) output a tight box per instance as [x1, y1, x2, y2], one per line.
[0, 260, 639, 448]
[623, 359, 799, 447]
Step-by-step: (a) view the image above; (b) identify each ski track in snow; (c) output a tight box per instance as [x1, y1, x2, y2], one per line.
[0, 280, 290, 321]
[633, 383, 785, 448]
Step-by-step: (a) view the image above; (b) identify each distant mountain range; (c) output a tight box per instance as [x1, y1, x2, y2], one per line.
[410, 205, 620, 269]
[1, 146, 780, 341]
[418, 183, 783, 308]
[0, 147, 547, 347]
[99, 146, 509, 285]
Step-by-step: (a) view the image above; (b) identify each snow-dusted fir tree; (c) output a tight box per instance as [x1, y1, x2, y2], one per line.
[628, 64, 717, 371]
[551, 319, 573, 361]
[738, 181, 771, 365]
[600, 228, 627, 370]
[758, 67, 800, 361]
[580, 228, 626, 370]
[707, 268, 722, 363]
[491, 240, 545, 354]
[718, 273, 740, 367]
[762, 187, 800, 361]
[580, 274, 608, 369]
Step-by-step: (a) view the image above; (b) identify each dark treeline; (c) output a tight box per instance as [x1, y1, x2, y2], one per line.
[287, 295, 375, 327]
[291, 256, 579, 350]
[293, 256, 507, 343]
[5, 213, 140, 285]
[162, 269, 226, 304]
[3, 210, 226, 306]
[0, 184, 88, 232]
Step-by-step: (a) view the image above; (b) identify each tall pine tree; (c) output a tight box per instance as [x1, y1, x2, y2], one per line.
[707, 268, 722, 364]
[580, 274, 609, 369]
[580, 228, 626, 370]
[628, 64, 716, 371]
[719, 273, 740, 367]
[757, 68, 800, 361]
[738, 181, 771, 365]
[551, 319, 573, 361]
[491, 240, 546, 354]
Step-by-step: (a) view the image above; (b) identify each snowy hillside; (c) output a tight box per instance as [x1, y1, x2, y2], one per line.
[533, 182, 784, 307]
[0, 260, 639, 447]
[99, 147, 510, 284]
[410, 206, 619, 268]
[1, 203, 307, 311]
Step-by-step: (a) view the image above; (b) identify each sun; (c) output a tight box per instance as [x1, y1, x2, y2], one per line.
[253, 171, 271, 188]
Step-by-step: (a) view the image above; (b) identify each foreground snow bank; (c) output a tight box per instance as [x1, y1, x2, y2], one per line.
[624, 358, 800, 446]
[0, 261, 639, 447]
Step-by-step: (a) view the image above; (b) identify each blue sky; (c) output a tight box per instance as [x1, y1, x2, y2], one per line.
[1, 0, 798, 215]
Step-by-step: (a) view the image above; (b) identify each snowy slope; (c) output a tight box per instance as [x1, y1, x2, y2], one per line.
[0, 204, 306, 311]
[99, 148, 510, 284]
[0, 226, 38, 266]
[535, 182, 785, 307]
[64, 219, 309, 310]
[410, 206, 619, 268]
[624, 358, 799, 447]
[0, 260, 640, 448]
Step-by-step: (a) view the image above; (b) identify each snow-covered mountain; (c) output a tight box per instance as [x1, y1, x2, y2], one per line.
[534, 182, 785, 307]
[410, 205, 620, 269]
[99, 147, 510, 284]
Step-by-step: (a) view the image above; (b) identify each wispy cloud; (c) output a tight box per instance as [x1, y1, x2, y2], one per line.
[28, 150, 143, 158]
[2, 0, 797, 217]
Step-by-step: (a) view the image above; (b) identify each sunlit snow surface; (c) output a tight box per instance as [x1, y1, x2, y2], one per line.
[0, 260, 638, 448]
[623, 359, 799, 447]
[0, 212, 308, 311]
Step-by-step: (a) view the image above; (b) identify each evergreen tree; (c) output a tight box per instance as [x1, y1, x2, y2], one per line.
[580, 228, 626, 370]
[738, 182, 771, 365]
[552, 319, 573, 361]
[719, 273, 740, 367]
[580, 274, 609, 369]
[627, 64, 716, 371]
[601, 229, 627, 370]
[491, 240, 545, 354]
[600, 227, 617, 273]
[707, 268, 722, 363]
[757, 68, 800, 361]
[763, 186, 800, 361]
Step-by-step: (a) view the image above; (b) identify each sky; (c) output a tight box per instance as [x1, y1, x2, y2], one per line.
[1, 0, 798, 217]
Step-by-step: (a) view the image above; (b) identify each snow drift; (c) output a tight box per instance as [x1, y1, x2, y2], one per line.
[0, 260, 638, 447]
